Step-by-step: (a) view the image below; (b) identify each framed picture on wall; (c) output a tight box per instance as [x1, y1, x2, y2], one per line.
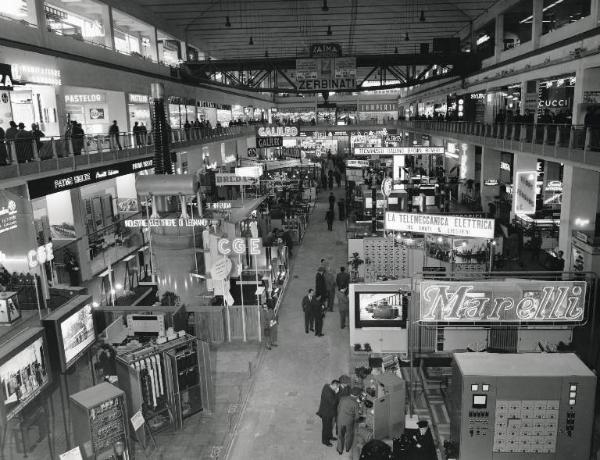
[89, 108, 105, 120]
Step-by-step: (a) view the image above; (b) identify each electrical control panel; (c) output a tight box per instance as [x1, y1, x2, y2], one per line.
[449, 353, 596, 460]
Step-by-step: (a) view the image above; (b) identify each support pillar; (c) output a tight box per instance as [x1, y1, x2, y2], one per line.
[458, 143, 476, 199]
[559, 166, 600, 269]
[532, 0, 543, 49]
[480, 147, 501, 212]
[70, 188, 92, 282]
[494, 14, 504, 63]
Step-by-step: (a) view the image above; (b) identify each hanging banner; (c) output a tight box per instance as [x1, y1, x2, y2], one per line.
[385, 211, 495, 239]
[514, 171, 537, 215]
[295, 57, 356, 91]
[419, 279, 587, 325]
[346, 159, 370, 168]
[256, 137, 283, 148]
[354, 146, 445, 155]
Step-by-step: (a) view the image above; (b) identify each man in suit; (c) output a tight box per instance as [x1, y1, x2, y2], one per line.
[408, 420, 437, 460]
[311, 295, 325, 337]
[324, 267, 337, 312]
[315, 267, 328, 306]
[316, 380, 340, 446]
[302, 288, 316, 333]
[336, 266, 350, 291]
[337, 387, 362, 455]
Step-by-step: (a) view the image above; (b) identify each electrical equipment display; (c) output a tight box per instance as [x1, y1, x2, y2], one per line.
[0, 328, 51, 422]
[363, 237, 408, 282]
[126, 314, 166, 337]
[449, 353, 596, 460]
[70, 382, 130, 460]
[167, 341, 203, 421]
[43, 295, 96, 372]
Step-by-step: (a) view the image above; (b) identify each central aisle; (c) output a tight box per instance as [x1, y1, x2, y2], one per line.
[228, 188, 353, 459]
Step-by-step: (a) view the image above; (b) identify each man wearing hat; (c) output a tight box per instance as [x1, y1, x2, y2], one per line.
[316, 380, 340, 446]
[336, 387, 362, 455]
[409, 420, 436, 460]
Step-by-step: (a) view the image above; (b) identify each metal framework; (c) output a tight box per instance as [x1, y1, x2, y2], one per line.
[181, 52, 480, 94]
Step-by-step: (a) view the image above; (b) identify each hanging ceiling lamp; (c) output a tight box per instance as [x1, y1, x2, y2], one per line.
[225, 15, 231, 27]
[322, 0, 329, 12]
[420, 10, 425, 22]
[327, 25, 332, 36]
[249, 36, 254, 45]
[405, 32, 410, 41]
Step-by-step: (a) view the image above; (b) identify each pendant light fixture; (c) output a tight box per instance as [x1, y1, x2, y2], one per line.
[225, 15, 231, 27]
[327, 25, 332, 36]
[405, 32, 410, 41]
[420, 10, 425, 22]
[249, 36, 254, 45]
[322, 0, 329, 12]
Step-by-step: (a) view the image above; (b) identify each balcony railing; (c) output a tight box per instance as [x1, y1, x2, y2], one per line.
[0, 125, 253, 179]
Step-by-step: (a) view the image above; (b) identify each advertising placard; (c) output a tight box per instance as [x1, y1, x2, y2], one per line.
[346, 159, 369, 168]
[354, 146, 445, 156]
[385, 211, 495, 239]
[256, 137, 283, 148]
[514, 171, 537, 215]
[419, 279, 587, 325]
[257, 126, 298, 137]
[295, 58, 356, 91]
[215, 173, 258, 186]
[0, 197, 18, 235]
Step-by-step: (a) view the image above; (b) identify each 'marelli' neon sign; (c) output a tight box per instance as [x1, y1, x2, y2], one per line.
[419, 280, 586, 324]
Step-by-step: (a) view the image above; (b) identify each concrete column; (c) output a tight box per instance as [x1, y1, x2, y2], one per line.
[532, 0, 543, 49]
[458, 143, 476, 198]
[99, 4, 115, 50]
[70, 188, 92, 282]
[591, 0, 600, 25]
[480, 147, 501, 211]
[510, 154, 538, 221]
[494, 14, 504, 63]
[32, 0, 45, 29]
[559, 165, 600, 268]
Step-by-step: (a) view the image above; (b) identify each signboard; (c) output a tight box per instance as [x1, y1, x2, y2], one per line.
[59, 447, 83, 460]
[211, 257, 232, 281]
[206, 202, 232, 210]
[128, 93, 149, 104]
[235, 166, 263, 178]
[346, 159, 369, 168]
[0, 198, 18, 235]
[12, 65, 61, 86]
[257, 126, 298, 137]
[484, 179, 499, 186]
[381, 177, 393, 197]
[64, 94, 106, 104]
[310, 43, 342, 57]
[215, 173, 258, 186]
[0, 64, 13, 91]
[295, 57, 356, 91]
[247, 147, 257, 157]
[385, 135, 403, 143]
[354, 146, 445, 156]
[124, 218, 209, 228]
[217, 238, 262, 256]
[419, 279, 587, 325]
[28, 158, 154, 199]
[130, 410, 145, 432]
[385, 211, 495, 239]
[27, 243, 54, 269]
[256, 137, 283, 148]
[514, 171, 537, 215]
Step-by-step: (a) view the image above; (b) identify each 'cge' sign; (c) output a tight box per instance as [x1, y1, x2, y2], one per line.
[419, 279, 586, 325]
[217, 238, 262, 256]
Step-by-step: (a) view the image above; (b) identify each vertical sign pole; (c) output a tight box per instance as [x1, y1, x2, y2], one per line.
[240, 254, 246, 342]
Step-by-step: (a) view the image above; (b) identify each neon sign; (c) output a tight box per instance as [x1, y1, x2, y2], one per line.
[217, 238, 262, 256]
[28, 243, 54, 269]
[419, 280, 586, 324]
[257, 126, 298, 137]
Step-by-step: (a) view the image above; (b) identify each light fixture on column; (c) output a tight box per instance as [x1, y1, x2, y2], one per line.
[322, 0, 329, 12]
[225, 15, 231, 27]
[249, 36, 254, 45]
[405, 32, 410, 41]
[327, 25, 332, 36]
[420, 10, 426, 22]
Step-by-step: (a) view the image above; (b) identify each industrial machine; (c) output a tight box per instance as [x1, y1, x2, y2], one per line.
[449, 353, 595, 460]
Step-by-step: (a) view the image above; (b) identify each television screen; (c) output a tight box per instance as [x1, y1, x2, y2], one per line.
[355, 291, 408, 328]
[60, 303, 95, 368]
[0, 336, 50, 421]
[473, 395, 487, 408]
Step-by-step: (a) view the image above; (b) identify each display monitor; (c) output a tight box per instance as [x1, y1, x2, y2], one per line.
[354, 291, 408, 328]
[0, 328, 51, 421]
[473, 394, 487, 408]
[60, 303, 95, 369]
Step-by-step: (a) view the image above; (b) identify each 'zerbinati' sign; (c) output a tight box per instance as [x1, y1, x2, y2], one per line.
[419, 280, 587, 325]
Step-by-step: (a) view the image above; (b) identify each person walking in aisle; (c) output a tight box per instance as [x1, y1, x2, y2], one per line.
[262, 303, 278, 350]
[326, 209, 334, 231]
[324, 266, 336, 312]
[336, 387, 362, 455]
[337, 288, 349, 329]
[109, 120, 123, 150]
[315, 267, 328, 307]
[328, 170, 334, 190]
[328, 192, 336, 210]
[302, 288, 317, 333]
[336, 266, 350, 291]
[311, 295, 325, 337]
[316, 380, 340, 446]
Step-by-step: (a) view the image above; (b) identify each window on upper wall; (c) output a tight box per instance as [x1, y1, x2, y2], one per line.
[112, 9, 157, 62]
[473, 20, 495, 60]
[44, 0, 109, 48]
[0, 0, 37, 26]
[542, 0, 591, 34]
[504, 0, 533, 50]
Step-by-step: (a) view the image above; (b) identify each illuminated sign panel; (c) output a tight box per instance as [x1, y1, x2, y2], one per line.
[354, 146, 444, 155]
[64, 94, 106, 104]
[215, 173, 258, 186]
[124, 218, 209, 228]
[346, 159, 369, 168]
[385, 211, 495, 239]
[419, 280, 587, 325]
[515, 171, 537, 215]
[0, 199, 18, 235]
[27, 243, 54, 269]
[257, 126, 298, 137]
[12, 65, 61, 86]
[217, 238, 262, 256]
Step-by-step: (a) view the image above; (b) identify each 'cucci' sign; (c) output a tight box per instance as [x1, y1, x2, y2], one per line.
[419, 280, 586, 325]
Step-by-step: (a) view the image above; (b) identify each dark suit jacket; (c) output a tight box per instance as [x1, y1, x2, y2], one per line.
[309, 296, 324, 317]
[337, 395, 359, 427]
[315, 271, 328, 299]
[336, 271, 350, 290]
[317, 384, 338, 419]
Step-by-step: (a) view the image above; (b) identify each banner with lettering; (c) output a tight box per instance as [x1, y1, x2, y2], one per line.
[419, 279, 587, 325]
[295, 57, 356, 91]
[385, 211, 495, 239]
[514, 171, 537, 215]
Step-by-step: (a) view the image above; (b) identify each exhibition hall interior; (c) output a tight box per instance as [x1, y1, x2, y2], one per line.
[2, 0, 600, 459]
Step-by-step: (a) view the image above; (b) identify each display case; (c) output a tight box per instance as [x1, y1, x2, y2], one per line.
[0, 292, 20, 324]
[362, 372, 406, 439]
[70, 382, 130, 460]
